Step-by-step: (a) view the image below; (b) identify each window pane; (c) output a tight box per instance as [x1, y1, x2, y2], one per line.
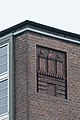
[0, 46, 7, 57]
[3, 118, 8, 120]
[0, 64, 7, 74]
[0, 55, 7, 66]
[0, 45, 8, 116]
[0, 97, 8, 106]
[0, 80, 7, 90]
[0, 105, 8, 115]
[0, 88, 7, 98]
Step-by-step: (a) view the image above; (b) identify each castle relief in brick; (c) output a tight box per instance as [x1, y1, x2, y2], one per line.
[37, 46, 67, 99]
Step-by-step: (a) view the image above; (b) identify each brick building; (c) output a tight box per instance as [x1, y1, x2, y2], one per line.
[0, 20, 80, 120]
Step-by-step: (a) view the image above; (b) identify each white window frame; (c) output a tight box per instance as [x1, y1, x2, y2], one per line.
[0, 43, 9, 120]
[0, 34, 14, 120]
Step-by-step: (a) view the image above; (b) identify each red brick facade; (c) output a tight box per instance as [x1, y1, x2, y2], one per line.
[14, 31, 80, 120]
[0, 20, 80, 120]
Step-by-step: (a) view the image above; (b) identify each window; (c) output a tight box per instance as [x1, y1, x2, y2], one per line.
[0, 35, 14, 120]
[37, 46, 67, 99]
[0, 45, 9, 119]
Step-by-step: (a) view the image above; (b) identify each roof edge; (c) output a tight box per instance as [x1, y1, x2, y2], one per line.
[0, 20, 80, 40]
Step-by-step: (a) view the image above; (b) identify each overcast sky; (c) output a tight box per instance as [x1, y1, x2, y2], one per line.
[0, 0, 80, 34]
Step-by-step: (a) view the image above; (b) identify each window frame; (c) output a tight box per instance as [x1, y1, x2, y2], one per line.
[0, 34, 14, 120]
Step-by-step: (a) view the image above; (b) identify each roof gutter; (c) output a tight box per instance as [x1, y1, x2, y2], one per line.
[14, 27, 80, 44]
[0, 27, 80, 44]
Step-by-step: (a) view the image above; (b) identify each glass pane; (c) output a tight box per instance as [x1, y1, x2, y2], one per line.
[0, 97, 8, 106]
[0, 80, 7, 90]
[0, 105, 8, 115]
[0, 64, 7, 74]
[0, 88, 7, 98]
[0, 46, 7, 57]
[0, 55, 7, 66]
[3, 118, 8, 120]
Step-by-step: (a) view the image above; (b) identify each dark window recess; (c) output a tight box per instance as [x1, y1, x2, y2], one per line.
[37, 46, 67, 99]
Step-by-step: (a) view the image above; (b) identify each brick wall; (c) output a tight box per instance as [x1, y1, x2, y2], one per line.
[15, 31, 80, 120]
[14, 33, 28, 120]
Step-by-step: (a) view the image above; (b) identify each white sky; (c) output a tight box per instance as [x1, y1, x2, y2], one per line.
[0, 0, 80, 34]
